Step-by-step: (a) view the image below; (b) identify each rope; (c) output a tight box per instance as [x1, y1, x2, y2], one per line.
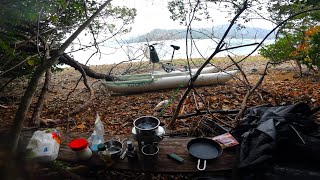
[158, 75, 190, 116]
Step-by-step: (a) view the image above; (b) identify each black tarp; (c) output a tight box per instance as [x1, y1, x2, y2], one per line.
[231, 103, 320, 179]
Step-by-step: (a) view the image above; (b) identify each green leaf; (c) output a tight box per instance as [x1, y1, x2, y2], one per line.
[50, 15, 58, 23]
[27, 58, 35, 66]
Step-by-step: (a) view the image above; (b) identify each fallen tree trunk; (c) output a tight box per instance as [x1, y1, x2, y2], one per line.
[59, 54, 115, 81]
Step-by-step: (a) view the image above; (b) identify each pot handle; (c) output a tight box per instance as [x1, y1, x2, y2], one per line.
[197, 159, 206, 171]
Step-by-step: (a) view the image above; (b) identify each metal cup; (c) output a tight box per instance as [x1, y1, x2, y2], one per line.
[141, 144, 159, 166]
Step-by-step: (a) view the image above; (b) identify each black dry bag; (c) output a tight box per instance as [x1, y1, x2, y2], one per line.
[149, 45, 159, 63]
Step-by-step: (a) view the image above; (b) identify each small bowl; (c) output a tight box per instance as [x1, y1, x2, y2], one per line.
[104, 140, 123, 159]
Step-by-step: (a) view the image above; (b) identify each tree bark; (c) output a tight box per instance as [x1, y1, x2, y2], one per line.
[9, 0, 112, 155]
[30, 69, 52, 126]
[10, 61, 51, 155]
[59, 54, 114, 80]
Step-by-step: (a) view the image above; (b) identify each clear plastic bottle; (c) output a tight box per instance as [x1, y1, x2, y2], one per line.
[97, 143, 113, 167]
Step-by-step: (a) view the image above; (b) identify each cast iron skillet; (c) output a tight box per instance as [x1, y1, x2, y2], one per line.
[187, 138, 223, 171]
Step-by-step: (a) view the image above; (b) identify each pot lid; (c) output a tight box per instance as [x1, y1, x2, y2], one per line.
[132, 126, 165, 135]
[68, 138, 88, 151]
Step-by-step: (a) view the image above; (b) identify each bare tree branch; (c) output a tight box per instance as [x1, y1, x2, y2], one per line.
[58, 0, 112, 54]
[220, 42, 259, 52]
[161, 109, 239, 119]
[0, 55, 38, 77]
[63, 61, 94, 118]
[168, 0, 249, 129]
[31, 68, 52, 126]
[228, 55, 250, 86]
[224, 7, 320, 69]
[235, 62, 270, 124]
[0, 76, 17, 92]
[59, 54, 114, 80]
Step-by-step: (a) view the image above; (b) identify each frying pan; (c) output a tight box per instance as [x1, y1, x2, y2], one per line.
[187, 138, 223, 171]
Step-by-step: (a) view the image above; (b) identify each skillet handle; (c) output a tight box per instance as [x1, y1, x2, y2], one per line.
[197, 159, 206, 171]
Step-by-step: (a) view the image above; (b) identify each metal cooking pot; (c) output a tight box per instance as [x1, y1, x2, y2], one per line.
[187, 138, 223, 171]
[131, 126, 165, 140]
[133, 116, 160, 136]
[104, 140, 123, 159]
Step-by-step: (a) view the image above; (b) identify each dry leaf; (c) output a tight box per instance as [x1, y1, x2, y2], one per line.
[209, 96, 218, 103]
[198, 102, 205, 110]
[76, 123, 86, 130]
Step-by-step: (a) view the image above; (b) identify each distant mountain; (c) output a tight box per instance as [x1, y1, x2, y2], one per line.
[126, 24, 275, 43]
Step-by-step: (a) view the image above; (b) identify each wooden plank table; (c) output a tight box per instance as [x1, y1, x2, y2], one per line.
[54, 132, 237, 174]
[114, 137, 235, 173]
[11, 130, 237, 179]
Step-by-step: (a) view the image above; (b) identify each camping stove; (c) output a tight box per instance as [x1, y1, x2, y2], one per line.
[132, 116, 165, 150]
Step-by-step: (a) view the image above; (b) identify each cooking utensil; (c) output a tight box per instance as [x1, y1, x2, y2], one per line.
[133, 116, 160, 136]
[187, 138, 223, 171]
[133, 116, 163, 149]
[120, 149, 127, 159]
[104, 140, 123, 159]
[141, 144, 159, 166]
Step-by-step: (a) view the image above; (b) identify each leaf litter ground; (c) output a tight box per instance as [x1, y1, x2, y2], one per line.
[1, 58, 320, 133]
[1, 58, 320, 179]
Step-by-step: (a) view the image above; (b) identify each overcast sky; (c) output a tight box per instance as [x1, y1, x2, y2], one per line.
[113, 0, 186, 35]
[112, 0, 275, 36]
[68, 0, 276, 65]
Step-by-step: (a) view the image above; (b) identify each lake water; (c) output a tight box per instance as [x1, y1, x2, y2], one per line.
[69, 38, 275, 65]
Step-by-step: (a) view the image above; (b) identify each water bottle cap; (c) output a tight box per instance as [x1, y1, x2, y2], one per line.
[127, 141, 134, 151]
[97, 143, 106, 151]
[127, 141, 132, 145]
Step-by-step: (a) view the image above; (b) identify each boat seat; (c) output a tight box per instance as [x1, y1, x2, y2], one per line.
[170, 45, 180, 50]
